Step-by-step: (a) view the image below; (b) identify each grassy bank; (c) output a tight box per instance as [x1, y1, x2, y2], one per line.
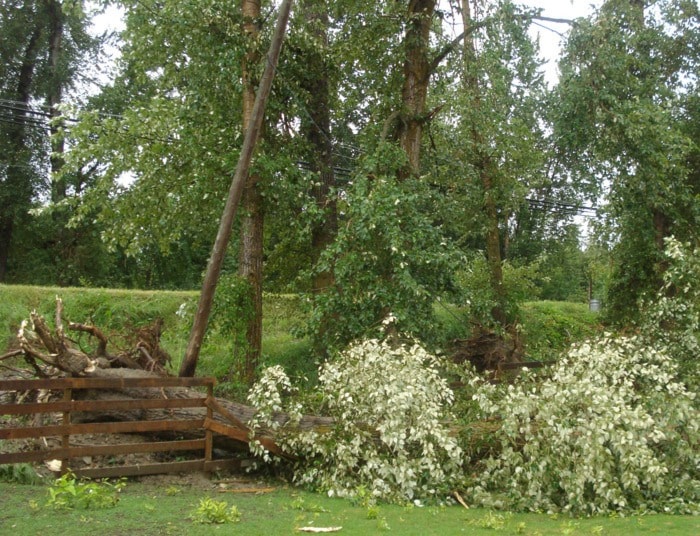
[0, 480, 697, 536]
[1, 285, 600, 388]
[0, 284, 311, 392]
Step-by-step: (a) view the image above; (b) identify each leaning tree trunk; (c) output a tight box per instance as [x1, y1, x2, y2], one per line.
[178, 0, 293, 378]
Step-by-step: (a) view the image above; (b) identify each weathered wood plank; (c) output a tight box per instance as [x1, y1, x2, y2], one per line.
[0, 397, 207, 416]
[0, 377, 215, 391]
[0, 419, 205, 440]
[71, 458, 242, 478]
[0, 439, 206, 464]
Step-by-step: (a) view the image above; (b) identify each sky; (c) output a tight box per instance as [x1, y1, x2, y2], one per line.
[524, 0, 604, 83]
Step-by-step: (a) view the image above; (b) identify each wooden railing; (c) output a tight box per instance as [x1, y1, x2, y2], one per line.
[0, 377, 243, 478]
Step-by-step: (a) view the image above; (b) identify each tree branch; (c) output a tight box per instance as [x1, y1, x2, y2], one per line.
[429, 13, 574, 75]
[532, 15, 574, 25]
[430, 21, 486, 74]
[68, 322, 109, 356]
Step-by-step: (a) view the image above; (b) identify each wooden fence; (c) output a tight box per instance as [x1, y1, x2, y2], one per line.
[0, 377, 246, 478]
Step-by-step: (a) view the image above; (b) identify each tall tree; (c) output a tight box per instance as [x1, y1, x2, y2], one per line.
[237, 0, 265, 384]
[555, 0, 700, 321]
[294, 0, 337, 355]
[303, 0, 467, 349]
[0, 0, 97, 282]
[431, 0, 548, 328]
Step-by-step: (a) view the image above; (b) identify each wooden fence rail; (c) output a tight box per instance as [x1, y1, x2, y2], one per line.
[0, 377, 244, 478]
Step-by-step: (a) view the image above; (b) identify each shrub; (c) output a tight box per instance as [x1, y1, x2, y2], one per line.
[0, 463, 42, 485]
[189, 498, 241, 524]
[464, 334, 699, 515]
[248, 331, 464, 502]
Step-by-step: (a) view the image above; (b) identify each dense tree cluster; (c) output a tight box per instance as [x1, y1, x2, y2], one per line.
[1, 0, 698, 377]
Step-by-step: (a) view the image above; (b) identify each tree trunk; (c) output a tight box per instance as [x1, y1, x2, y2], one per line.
[398, 0, 435, 179]
[238, 184, 264, 384]
[483, 176, 508, 327]
[299, 0, 336, 356]
[462, 0, 508, 327]
[0, 23, 42, 281]
[0, 219, 13, 282]
[237, 0, 264, 384]
[47, 0, 66, 202]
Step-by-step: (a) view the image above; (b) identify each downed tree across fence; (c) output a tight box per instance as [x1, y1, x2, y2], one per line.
[0, 376, 256, 478]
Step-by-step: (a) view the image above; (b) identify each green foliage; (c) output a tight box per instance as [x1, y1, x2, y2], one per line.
[640, 237, 700, 390]
[305, 156, 458, 350]
[519, 301, 601, 361]
[189, 498, 241, 525]
[455, 254, 541, 327]
[248, 331, 463, 502]
[0, 0, 104, 285]
[47, 471, 126, 510]
[555, 0, 700, 322]
[0, 463, 42, 485]
[209, 273, 255, 378]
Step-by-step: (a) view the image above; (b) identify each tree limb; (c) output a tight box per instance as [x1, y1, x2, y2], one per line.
[68, 322, 109, 356]
[532, 15, 574, 25]
[429, 21, 486, 74]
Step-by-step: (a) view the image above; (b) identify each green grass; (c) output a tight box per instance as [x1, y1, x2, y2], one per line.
[520, 301, 602, 361]
[0, 284, 314, 388]
[0, 481, 697, 536]
[0, 285, 601, 385]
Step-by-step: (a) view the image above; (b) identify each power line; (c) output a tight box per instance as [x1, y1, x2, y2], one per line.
[526, 197, 597, 217]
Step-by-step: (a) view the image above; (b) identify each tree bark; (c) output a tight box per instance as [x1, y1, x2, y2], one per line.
[462, 0, 508, 327]
[0, 22, 42, 282]
[299, 0, 337, 356]
[398, 0, 435, 179]
[47, 0, 66, 202]
[237, 0, 265, 385]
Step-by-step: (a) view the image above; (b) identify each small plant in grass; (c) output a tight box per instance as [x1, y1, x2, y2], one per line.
[0, 463, 42, 485]
[164, 485, 181, 496]
[47, 471, 125, 509]
[289, 495, 329, 513]
[189, 497, 241, 524]
[468, 510, 510, 530]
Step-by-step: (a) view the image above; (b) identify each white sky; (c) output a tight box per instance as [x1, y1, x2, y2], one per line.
[524, 0, 604, 83]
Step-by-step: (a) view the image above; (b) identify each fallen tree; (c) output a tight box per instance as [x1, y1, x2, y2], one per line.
[0, 298, 332, 457]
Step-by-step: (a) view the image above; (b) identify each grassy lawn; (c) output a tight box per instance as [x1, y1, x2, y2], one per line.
[1, 480, 697, 536]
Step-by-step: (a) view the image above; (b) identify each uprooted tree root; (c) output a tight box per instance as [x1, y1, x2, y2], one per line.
[0, 298, 170, 378]
[450, 324, 524, 372]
